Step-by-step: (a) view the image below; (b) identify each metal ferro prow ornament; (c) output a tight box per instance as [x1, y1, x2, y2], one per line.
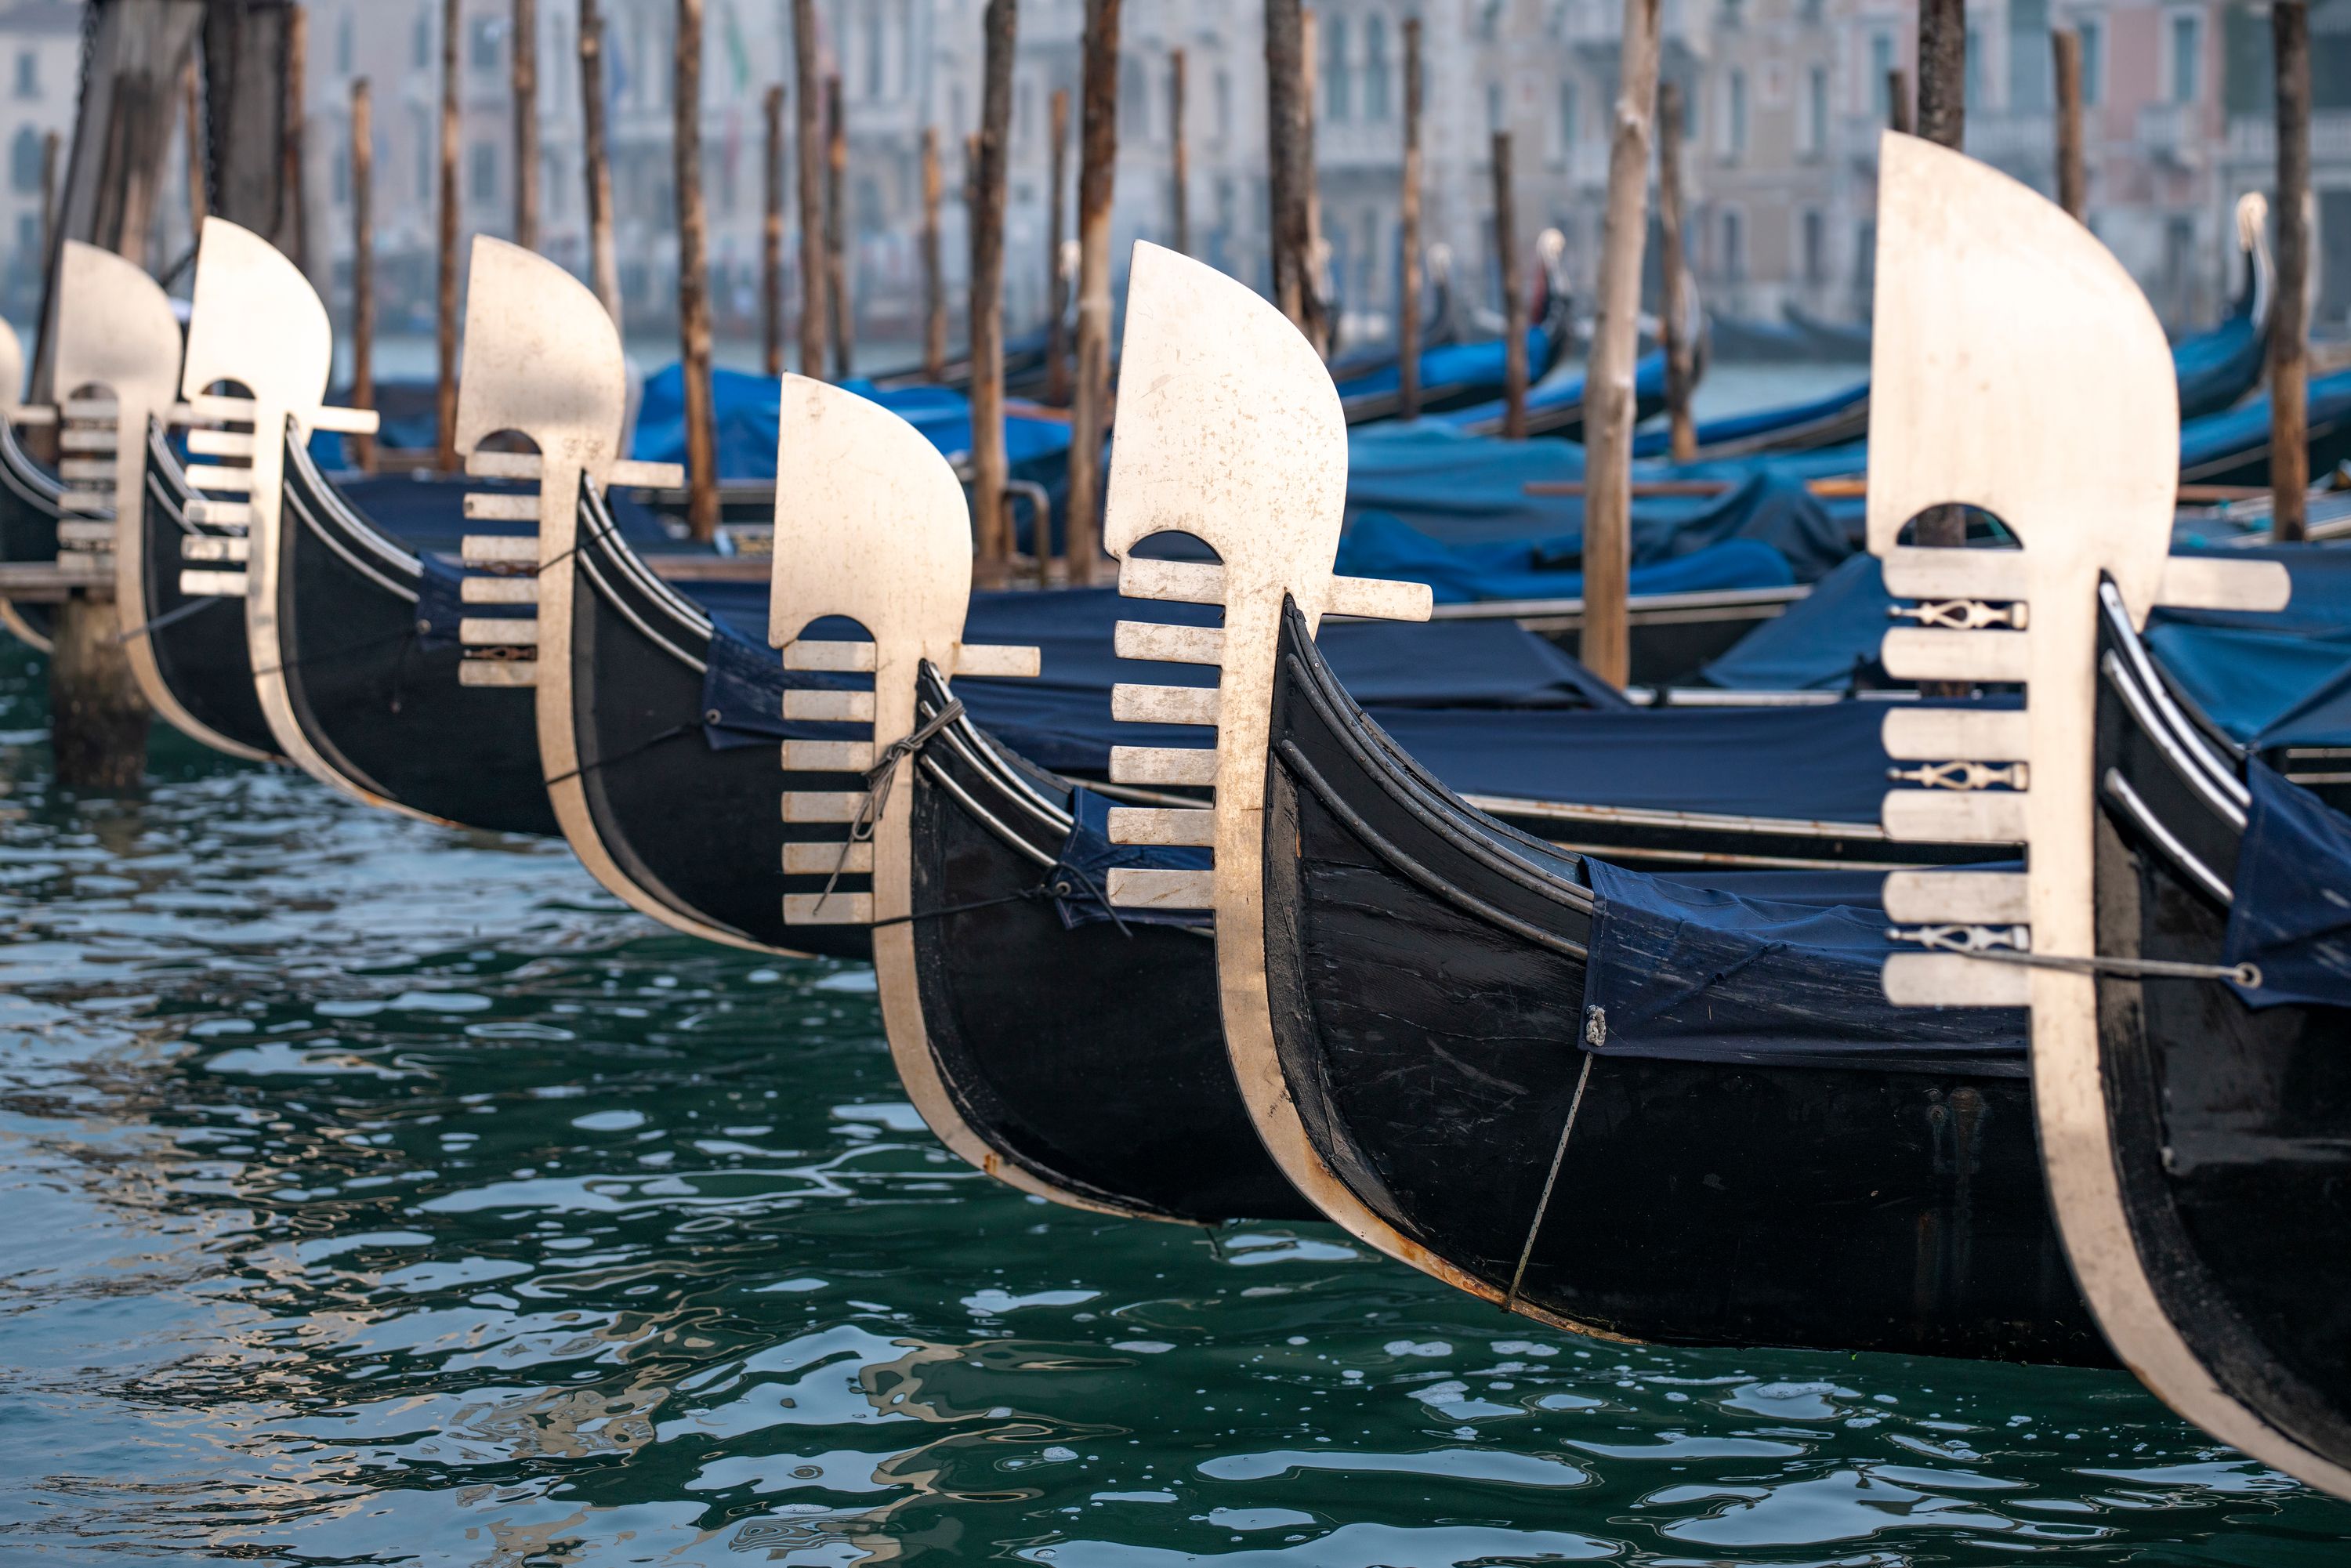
[1864, 133, 2329, 1489]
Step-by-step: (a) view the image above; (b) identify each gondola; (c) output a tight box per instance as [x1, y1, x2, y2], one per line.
[1080, 235, 2110, 1360]
[1860, 139, 2351, 1498]
[0, 314, 62, 650]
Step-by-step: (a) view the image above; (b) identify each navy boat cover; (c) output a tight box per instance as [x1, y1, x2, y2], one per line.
[2226, 760, 2351, 1009]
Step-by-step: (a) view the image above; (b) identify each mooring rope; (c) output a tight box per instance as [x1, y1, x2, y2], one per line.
[809, 699, 966, 916]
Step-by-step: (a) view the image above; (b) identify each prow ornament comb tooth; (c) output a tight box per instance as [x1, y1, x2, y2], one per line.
[767, 375, 1039, 929]
[1867, 132, 2340, 1492]
[1099, 242, 1430, 918]
[450, 235, 682, 690]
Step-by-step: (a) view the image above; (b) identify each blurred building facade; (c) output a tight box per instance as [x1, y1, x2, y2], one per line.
[0, 0, 2323, 359]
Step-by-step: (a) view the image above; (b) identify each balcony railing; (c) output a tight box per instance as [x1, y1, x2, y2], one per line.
[2137, 102, 2207, 168]
[2229, 110, 2351, 162]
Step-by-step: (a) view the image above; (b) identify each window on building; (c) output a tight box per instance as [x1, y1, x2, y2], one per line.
[1215, 71, 1232, 144]
[1803, 208, 1825, 282]
[1722, 208, 1745, 280]
[2009, 0, 2050, 109]
[1326, 14, 1350, 122]
[9, 126, 38, 194]
[1964, 26, 1983, 108]
[1121, 54, 1147, 139]
[334, 139, 348, 205]
[469, 18, 501, 74]
[1869, 32, 1894, 119]
[413, 16, 429, 69]
[469, 142, 498, 204]
[866, 5, 886, 99]
[2171, 13, 2201, 103]
[337, 14, 354, 76]
[1726, 69, 1748, 157]
[12, 50, 34, 100]
[16, 212, 34, 268]
[1559, 78, 1578, 156]
[1365, 16, 1391, 121]
[1806, 64, 1827, 153]
[2078, 20, 2103, 105]
[1487, 80, 1502, 132]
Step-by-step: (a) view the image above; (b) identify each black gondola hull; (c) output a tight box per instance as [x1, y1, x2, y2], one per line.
[138, 440, 278, 758]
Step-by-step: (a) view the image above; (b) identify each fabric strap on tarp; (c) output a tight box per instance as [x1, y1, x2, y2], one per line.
[2224, 760, 2351, 1009]
[1578, 859, 2030, 1075]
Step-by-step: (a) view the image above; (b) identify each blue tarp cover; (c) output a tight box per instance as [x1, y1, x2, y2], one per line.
[632, 363, 1074, 483]
[698, 585, 1629, 773]
[1332, 328, 1553, 405]
[1364, 697, 1992, 822]
[2225, 760, 2351, 1009]
[1337, 513, 1795, 604]
[1579, 859, 2029, 1074]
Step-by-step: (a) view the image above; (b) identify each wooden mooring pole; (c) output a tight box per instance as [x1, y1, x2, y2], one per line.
[1169, 49, 1189, 255]
[350, 77, 375, 472]
[969, 0, 1017, 586]
[1264, 0, 1305, 329]
[1299, 8, 1327, 355]
[674, 0, 719, 538]
[921, 126, 946, 382]
[1887, 68, 1911, 135]
[1657, 78, 1697, 463]
[182, 60, 205, 234]
[579, 0, 622, 325]
[1397, 17, 1422, 420]
[2052, 29, 2085, 223]
[1067, 0, 1120, 585]
[792, 0, 828, 377]
[763, 84, 786, 377]
[2273, 0, 2311, 541]
[513, 0, 538, 250]
[435, 0, 459, 472]
[281, 3, 308, 274]
[1911, 0, 1966, 570]
[1582, 0, 1663, 690]
[1045, 86, 1071, 406]
[825, 74, 853, 379]
[1491, 131, 1526, 440]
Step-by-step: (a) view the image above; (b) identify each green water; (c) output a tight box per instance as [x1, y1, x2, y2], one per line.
[2, 646, 2348, 1567]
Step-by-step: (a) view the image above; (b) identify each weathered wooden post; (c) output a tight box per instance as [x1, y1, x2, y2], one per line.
[2273, 0, 2311, 540]
[1912, 0, 1967, 570]
[350, 76, 375, 471]
[1888, 67, 1911, 134]
[792, 0, 828, 376]
[1657, 78, 1697, 462]
[1300, 9, 1328, 355]
[1067, 0, 1121, 584]
[38, 132, 56, 281]
[969, 0, 1017, 585]
[183, 60, 205, 234]
[1264, 0, 1306, 328]
[513, 0, 538, 248]
[675, 0, 719, 538]
[1491, 131, 1526, 440]
[1917, 0, 1964, 149]
[1582, 0, 1664, 689]
[436, 0, 459, 471]
[921, 125, 946, 382]
[825, 73, 853, 379]
[1045, 85, 1072, 405]
[1397, 16, 1422, 419]
[763, 84, 785, 376]
[579, 0, 623, 324]
[280, 3, 307, 273]
[2052, 29, 2085, 222]
[1169, 49, 1189, 255]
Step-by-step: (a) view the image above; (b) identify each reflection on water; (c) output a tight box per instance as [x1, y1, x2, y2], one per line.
[0, 643, 2347, 1566]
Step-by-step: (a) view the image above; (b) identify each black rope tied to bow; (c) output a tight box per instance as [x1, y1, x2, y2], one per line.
[108, 592, 226, 646]
[810, 699, 967, 916]
[864, 860, 1133, 938]
[543, 719, 705, 790]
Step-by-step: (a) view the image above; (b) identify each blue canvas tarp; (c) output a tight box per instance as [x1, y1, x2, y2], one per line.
[1578, 857, 2030, 1074]
[1704, 546, 2351, 750]
[1332, 327, 1554, 406]
[1335, 513, 1793, 604]
[2226, 760, 2351, 1009]
[631, 362, 1075, 483]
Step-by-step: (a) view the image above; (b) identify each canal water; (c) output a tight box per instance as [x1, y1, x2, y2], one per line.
[1, 640, 2346, 1566]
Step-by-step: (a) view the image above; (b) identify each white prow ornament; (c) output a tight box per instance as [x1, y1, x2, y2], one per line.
[177, 218, 384, 791]
[1866, 133, 2338, 1494]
